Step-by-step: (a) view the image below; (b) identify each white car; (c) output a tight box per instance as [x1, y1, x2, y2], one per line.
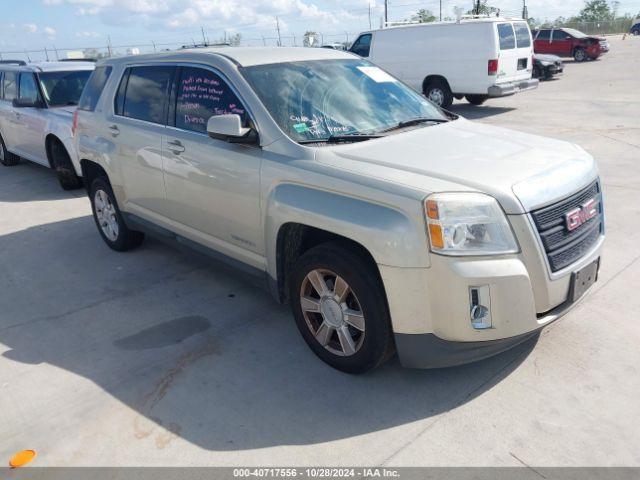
[349, 17, 538, 107]
[76, 48, 602, 373]
[0, 60, 95, 189]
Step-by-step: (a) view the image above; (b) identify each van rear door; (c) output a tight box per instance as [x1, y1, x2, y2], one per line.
[495, 22, 532, 84]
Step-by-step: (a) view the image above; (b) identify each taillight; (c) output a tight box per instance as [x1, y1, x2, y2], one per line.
[72, 110, 78, 137]
[488, 59, 498, 75]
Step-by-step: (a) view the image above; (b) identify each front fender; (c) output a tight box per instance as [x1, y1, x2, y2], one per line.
[264, 183, 430, 281]
[46, 122, 81, 176]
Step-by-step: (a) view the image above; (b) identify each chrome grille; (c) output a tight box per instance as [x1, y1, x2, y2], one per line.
[531, 181, 603, 273]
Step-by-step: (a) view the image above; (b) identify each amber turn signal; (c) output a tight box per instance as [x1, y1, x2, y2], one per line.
[9, 450, 36, 469]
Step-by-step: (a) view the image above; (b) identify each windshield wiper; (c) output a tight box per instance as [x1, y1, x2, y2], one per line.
[298, 133, 383, 144]
[379, 117, 448, 133]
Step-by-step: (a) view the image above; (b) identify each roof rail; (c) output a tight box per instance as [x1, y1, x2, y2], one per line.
[60, 58, 97, 62]
[0, 60, 27, 66]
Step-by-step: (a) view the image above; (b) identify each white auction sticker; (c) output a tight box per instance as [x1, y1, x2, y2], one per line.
[356, 66, 397, 83]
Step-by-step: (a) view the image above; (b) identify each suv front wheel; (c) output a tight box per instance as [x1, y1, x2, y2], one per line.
[573, 47, 587, 62]
[89, 177, 145, 251]
[290, 242, 395, 373]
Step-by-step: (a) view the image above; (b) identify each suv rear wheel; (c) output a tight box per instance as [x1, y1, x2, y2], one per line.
[573, 47, 587, 62]
[89, 177, 145, 251]
[290, 242, 395, 373]
[0, 134, 20, 167]
[424, 79, 454, 109]
[50, 140, 82, 190]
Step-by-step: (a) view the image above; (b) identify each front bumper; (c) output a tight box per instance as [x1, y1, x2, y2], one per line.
[488, 78, 538, 97]
[378, 218, 604, 369]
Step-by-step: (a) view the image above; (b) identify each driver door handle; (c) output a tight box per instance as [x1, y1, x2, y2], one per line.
[108, 125, 120, 137]
[166, 140, 185, 154]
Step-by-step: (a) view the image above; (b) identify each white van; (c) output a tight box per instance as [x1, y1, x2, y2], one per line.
[349, 17, 538, 108]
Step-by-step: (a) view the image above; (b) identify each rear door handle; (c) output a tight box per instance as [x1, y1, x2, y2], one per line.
[166, 140, 185, 154]
[108, 124, 120, 137]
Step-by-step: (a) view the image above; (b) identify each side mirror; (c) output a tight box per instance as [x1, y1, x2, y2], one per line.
[207, 114, 259, 145]
[12, 98, 45, 109]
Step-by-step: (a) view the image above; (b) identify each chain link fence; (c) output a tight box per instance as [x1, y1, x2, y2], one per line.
[1, 18, 636, 63]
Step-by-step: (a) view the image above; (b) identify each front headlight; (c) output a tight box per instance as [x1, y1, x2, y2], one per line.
[424, 193, 519, 256]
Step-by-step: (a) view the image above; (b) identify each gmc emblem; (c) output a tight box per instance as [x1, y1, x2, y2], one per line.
[565, 199, 598, 231]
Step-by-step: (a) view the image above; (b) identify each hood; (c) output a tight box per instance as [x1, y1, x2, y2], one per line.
[315, 118, 597, 214]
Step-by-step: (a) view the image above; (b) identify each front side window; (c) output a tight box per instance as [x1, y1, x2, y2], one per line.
[119, 65, 174, 124]
[497, 23, 516, 50]
[242, 59, 448, 143]
[536, 30, 551, 41]
[175, 67, 247, 134]
[3, 72, 17, 101]
[19, 73, 40, 102]
[552, 30, 571, 41]
[350, 34, 372, 57]
[39, 70, 93, 107]
[514, 23, 531, 48]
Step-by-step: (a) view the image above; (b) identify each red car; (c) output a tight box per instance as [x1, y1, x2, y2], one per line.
[533, 28, 609, 62]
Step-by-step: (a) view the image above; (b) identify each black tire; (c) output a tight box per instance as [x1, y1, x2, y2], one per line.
[89, 176, 145, 252]
[573, 47, 587, 62]
[465, 94, 489, 106]
[532, 65, 542, 79]
[424, 79, 454, 109]
[50, 140, 82, 190]
[543, 69, 554, 81]
[0, 133, 20, 166]
[289, 242, 395, 374]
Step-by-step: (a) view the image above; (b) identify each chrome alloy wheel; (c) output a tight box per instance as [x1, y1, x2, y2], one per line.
[300, 269, 365, 356]
[94, 189, 119, 242]
[427, 88, 445, 106]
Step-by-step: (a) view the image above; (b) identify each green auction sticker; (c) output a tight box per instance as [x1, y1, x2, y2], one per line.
[293, 122, 309, 133]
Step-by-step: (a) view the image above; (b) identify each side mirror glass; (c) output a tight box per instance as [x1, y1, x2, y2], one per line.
[207, 114, 258, 145]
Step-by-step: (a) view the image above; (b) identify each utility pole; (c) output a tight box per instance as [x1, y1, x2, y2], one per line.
[476, 0, 481, 15]
[368, 2, 372, 29]
[201, 26, 207, 46]
[151, 40, 156, 52]
[522, 0, 528, 20]
[107, 35, 113, 57]
[384, 0, 388, 27]
[44, 47, 49, 61]
[53, 45, 59, 60]
[275, 16, 282, 46]
[439, 0, 442, 21]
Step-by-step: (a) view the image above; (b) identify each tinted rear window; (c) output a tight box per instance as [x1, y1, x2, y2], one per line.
[497, 23, 516, 50]
[514, 23, 531, 48]
[78, 66, 111, 111]
[119, 65, 174, 124]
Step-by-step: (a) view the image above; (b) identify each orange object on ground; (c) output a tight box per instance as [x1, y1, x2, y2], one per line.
[9, 450, 36, 468]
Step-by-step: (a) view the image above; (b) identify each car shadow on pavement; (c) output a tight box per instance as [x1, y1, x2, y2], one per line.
[0, 161, 83, 202]
[0, 216, 537, 451]
[448, 104, 516, 120]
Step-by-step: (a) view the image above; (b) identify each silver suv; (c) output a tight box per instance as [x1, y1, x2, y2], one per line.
[0, 60, 94, 189]
[76, 48, 604, 373]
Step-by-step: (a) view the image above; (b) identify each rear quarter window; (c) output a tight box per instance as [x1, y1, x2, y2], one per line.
[78, 66, 112, 111]
[514, 23, 531, 48]
[497, 23, 516, 50]
[116, 65, 174, 124]
[2, 71, 17, 101]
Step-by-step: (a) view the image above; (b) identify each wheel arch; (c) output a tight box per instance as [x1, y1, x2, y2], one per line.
[264, 183, 430, 303]
[422, 74, 451, 94]
[80, 159, 109, 192]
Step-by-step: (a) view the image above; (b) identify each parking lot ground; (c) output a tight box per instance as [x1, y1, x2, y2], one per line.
[0, 35, 639, 467]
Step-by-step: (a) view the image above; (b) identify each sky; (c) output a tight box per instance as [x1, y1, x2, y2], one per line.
[1, 0, 639, 59]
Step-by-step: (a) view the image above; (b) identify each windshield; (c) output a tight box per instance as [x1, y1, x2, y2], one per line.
[242, 59, 448, 143]
[563, 28, 587, 38]
[38, 70, 93, 107]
